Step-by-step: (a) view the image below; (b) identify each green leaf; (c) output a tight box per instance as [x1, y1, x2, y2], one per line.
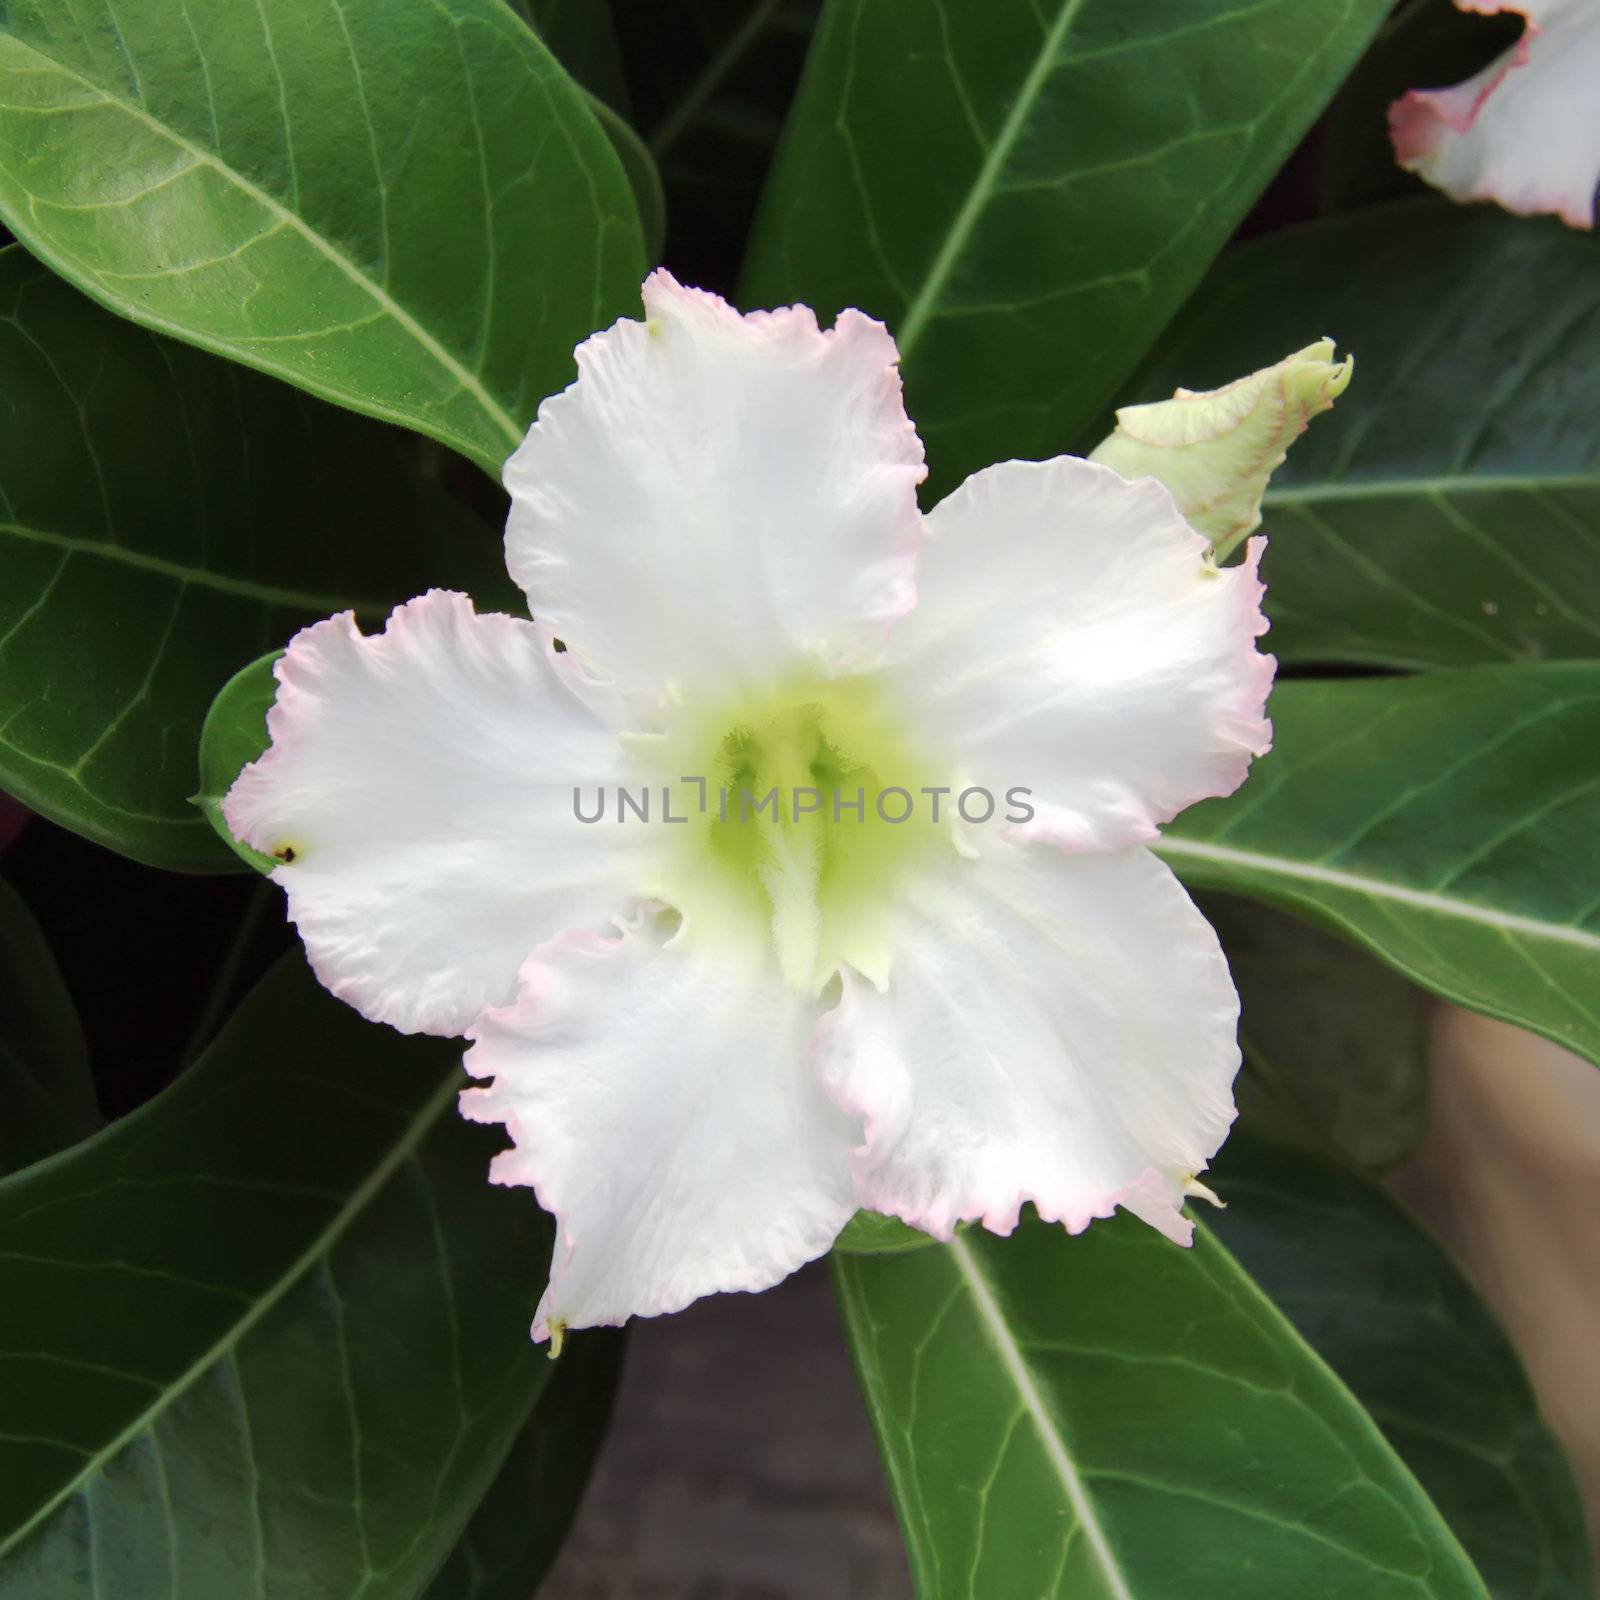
[835, 1214, 1488, 1597]
[196, 653, 284, 873]
[505, 0, 663, 260]
[0, 0, 644, 474]
[423, 1329, 624, 1600]
[742, 0, 1391, 497]
[0, 953, 617, 1595]
[1157, 666, 1600, 1069]
[0, 877, 98, 1175]
[0, 248, 510, 873]
[834, 1210, 945, 1255]
[1122, 201, 1600, 670]
[585, 93, 667, 264]
[1205, 894, 1427, 1172]
[1211, 1136, 1593, 1600]
[519, 0, 629, 109]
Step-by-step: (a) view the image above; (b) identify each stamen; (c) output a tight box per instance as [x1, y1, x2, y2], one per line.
[636, 672, 951, 991]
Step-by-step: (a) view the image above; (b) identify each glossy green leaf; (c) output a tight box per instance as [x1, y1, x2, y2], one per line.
[0, 0, 644, 474]
[834, 1210, 944, 1255]
[423, 1328, 624, 1600]
[0, 248, 510, 873]
[0, 877, 98, 1174]
[0, 954, 617, 1595]
[743, 0, 1390, 497]
[585, 94, 666, 264]
[835, 1214, 1487, 1597]
[507, 0, 663, 260]
[1124, 201, 1600, 669]
[1157, 666, 1600, 1069]
[1211, 1136, 1592, 1600]
[196, 653, 284, 874]
[521, 0, 629, 109]
[1205, 894, 1427, 1172]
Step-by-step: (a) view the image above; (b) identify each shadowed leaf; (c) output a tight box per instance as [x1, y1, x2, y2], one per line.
[0, 877, 97, 1175]
[1211, 1135, 1592, 1600]
[0, 954, 618, 1595]
[0, 250, 509, 871]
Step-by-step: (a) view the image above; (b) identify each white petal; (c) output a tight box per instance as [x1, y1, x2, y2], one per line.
[460, 909, 857, 1339]
[503, 271, 925, 724]
[224, 591, 641, 1037]
[814, 843, 1240, 1244]
[882, 456, 1273, 851]
[1390, 0, 1600, 230]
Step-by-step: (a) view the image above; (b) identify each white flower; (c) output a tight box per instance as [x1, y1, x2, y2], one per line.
[1390, 0, 1600, 230]
[225, 273, 1275, 1346]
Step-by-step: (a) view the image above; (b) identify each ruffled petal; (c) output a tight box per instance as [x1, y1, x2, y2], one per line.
[503, 271, 925, 726]
[1390, 0, 1600, 230]
[460, 908, 857, 1339]
[814, 843, 1240, 1244]
[224, 591, 642, 1037]
[881, 456, 1273, 851]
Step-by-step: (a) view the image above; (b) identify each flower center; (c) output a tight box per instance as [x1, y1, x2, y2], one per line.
[635, 672, 948, 991]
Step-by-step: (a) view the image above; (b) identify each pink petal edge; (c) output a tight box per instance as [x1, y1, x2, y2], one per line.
[1384, 4, 1598, 230]
[640, 271, 928, 637]
[1005, 530, 1275, 854]
[459, 916, 643, 1345]
[1390, 4, 1536, 155]
[811, 973, 1214, 1251]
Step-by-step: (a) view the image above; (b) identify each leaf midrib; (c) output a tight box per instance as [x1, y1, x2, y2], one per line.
[0, 1068, 462, 1561]
[946, 1232, 1134, 1600]
[1155, 836, 1600, 951]
[0, 29, 524, 453]
[895, 0, 1090, 357]
[0, 520, 396, 615]
[1266, 471, 1600, 506]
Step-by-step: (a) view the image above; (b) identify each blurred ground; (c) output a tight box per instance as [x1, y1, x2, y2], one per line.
[1392, 1006, 1600, 1564]
[540, 1260, 914, 1599]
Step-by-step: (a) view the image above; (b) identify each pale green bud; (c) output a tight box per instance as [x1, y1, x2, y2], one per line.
[1089, 341, 1352, 562]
